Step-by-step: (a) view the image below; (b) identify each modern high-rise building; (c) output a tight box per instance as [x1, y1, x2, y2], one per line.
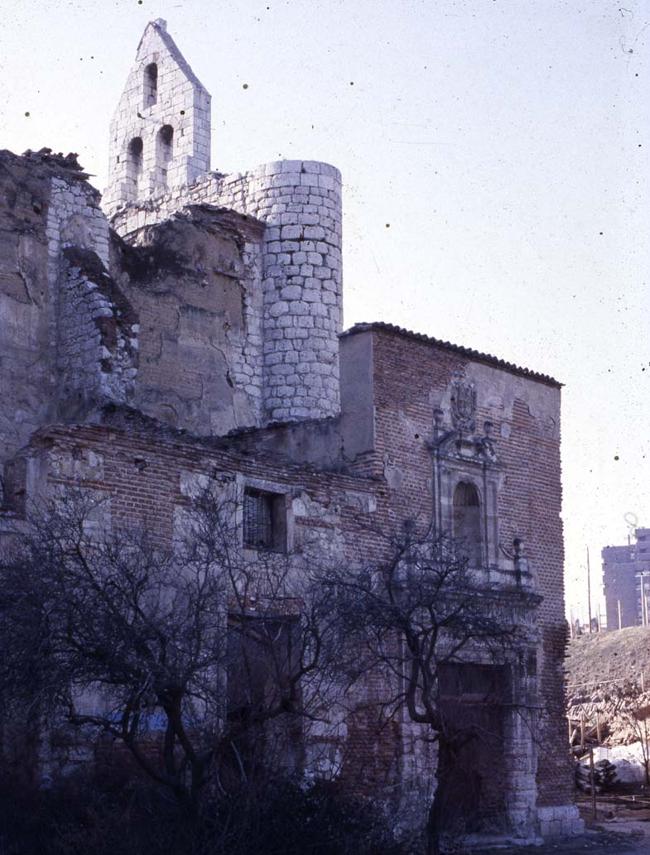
[602, 527, 650, 629]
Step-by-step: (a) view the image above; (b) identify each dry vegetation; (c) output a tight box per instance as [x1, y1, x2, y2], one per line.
[566, 627, 650, 747]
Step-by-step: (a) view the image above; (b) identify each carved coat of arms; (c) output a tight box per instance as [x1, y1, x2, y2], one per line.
[450, 375, 476, 432]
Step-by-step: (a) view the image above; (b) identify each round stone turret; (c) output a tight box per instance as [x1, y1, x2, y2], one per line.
[213, 160, 342, 422]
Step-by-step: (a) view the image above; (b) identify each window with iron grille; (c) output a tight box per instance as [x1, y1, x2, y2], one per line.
[243, 488, 285, 551]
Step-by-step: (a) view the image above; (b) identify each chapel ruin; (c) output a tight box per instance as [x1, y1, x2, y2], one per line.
[0, 19, 582, 843]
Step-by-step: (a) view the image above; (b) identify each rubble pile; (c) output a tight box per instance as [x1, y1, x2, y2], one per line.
[566, 626, 650, 747]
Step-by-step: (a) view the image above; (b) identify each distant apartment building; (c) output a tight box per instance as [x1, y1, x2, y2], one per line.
[602, 528, 650, 629]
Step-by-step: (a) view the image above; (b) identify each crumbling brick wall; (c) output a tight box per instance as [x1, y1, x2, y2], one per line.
[4, 415, 392, 789]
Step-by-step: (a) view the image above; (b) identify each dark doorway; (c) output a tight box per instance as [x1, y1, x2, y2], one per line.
[226, 614, 303, 780]
[436, 662, 509, 834]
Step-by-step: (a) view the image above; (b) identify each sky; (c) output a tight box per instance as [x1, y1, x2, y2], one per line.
[1, 0, 648, 623]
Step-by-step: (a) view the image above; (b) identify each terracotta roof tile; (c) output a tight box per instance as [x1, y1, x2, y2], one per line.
[340, 322, 562, 388]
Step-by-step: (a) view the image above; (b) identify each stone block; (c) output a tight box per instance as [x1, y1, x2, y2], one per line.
[269, 301, 289, 318]
[281, 225, 302, 240]
[280, 285, 302, 301]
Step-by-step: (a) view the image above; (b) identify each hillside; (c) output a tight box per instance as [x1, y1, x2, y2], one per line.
[566, 626, 650, 694]
[565, 626, 650, 747]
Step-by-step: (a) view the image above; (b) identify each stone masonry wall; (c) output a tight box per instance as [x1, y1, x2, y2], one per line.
[111, 207, 265, 435]
[47, 172, 137, 420]
[109, 160, 343, 424]
[0, 151, 136, 478]
[47, 175, 109, 269]
[56, 248, 138, 419]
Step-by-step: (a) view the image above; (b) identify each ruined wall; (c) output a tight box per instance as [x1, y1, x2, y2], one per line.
[1, 146, 342, 478]
[56, 247, 138, 419]
[111, 207, 265, 435]
[110, 160, 343, 424]
[0, 152, 53, 467]
[0, 151, 136, 477]
[4, 417, 393, 794]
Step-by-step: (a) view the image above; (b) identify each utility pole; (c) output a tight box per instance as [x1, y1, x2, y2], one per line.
[637, 572, 650, 627]
[587, 547, 593, 634]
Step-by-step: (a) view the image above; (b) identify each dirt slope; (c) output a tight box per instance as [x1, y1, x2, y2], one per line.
[566, 627, 650, 692]
[565, 627, 650, 746]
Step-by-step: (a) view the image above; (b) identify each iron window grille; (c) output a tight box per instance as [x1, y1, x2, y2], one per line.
[243, 488, 285, 551]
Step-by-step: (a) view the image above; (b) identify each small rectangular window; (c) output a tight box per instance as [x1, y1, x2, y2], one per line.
[243, 488, 286, 552]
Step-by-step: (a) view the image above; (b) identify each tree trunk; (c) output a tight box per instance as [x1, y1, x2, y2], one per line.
[426, 790, 442, 855]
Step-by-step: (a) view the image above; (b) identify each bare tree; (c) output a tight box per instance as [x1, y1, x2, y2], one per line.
[0, 486, 339, 815]
[326, 524, 540, 855]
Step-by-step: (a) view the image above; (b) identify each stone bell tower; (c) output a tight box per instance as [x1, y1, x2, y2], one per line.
[105, 22, 343, 425]
[103, 19, 211, 214]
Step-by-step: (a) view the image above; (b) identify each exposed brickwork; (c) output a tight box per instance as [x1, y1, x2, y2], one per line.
[336, 326, 576, 825]
[0, 313, 579, 837]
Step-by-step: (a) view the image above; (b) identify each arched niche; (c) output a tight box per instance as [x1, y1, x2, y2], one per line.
[155, 125, 174, 191]
[125, 136, 143, 200]
[453, 481, 483, 566]
[143, 62, 158, 107]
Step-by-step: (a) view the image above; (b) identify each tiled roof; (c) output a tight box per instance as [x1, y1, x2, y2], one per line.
[341, 322, 561, 388]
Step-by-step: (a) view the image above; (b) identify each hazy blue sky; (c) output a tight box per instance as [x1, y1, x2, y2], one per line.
[2, 0, 648, 621]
